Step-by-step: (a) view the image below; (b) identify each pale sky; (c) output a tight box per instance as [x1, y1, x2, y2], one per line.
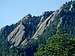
[0, 0, 70, 28]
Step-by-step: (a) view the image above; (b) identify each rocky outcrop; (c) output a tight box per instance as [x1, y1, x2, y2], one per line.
[6, 11, 53, 48]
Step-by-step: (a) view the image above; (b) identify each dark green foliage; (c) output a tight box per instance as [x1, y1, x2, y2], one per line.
[34, 33, 75, 56]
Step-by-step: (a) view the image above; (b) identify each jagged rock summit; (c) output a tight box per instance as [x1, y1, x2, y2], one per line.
[7, 11, 53, 47]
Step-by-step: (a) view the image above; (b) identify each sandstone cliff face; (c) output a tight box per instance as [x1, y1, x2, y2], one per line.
[7, 12, 53, 47]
